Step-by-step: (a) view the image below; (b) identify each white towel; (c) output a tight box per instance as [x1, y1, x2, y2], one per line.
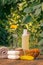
[7, 51, 20, 55]
[8, 55, 20, 59]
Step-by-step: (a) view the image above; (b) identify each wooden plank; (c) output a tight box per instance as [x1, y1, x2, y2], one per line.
[0, 55, 43, 65]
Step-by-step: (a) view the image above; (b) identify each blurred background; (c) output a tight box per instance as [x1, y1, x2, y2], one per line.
[0, 0, 43, 53]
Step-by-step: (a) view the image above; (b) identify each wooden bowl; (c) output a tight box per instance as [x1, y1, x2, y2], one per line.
[25, 49, 40, 58]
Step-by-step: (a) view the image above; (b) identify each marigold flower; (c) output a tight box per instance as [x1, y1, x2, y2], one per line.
[10, 24, 18, 29]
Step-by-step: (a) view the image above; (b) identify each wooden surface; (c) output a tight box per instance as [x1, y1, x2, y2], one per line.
[0, 55, 43, 65]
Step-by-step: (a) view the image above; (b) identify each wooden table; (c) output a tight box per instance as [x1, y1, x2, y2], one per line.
[0, 55, 43, 65]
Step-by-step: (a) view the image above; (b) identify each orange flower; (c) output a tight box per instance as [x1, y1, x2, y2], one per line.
[10, 24, 18, 29]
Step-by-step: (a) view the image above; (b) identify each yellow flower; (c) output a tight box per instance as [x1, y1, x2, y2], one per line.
[20, 55, 34, 60]
[10, 24, 18, 29]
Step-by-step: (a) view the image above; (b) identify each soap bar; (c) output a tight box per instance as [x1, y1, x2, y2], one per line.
[7, 51, 20, 55]
[8, 55, 20, 59]
[20, 55, 34, 60]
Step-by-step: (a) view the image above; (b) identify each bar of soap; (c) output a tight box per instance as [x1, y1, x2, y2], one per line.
[8, 55, 20, 59]
[20, 55, 34, 60]
[7, 51, 20, 55]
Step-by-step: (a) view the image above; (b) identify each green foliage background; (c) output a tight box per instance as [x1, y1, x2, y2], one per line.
[0, 0, 43, 50]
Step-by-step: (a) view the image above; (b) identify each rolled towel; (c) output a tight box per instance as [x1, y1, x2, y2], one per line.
[7, 51, 20, 55]
[0, 47, 8, 58]
[8, 55, 20, 59]
[0, 55, 8, 59]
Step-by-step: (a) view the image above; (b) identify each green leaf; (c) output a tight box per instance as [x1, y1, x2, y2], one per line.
[22, 14, 32, 23]
[40, 22, 43, 26]
[33, 4, 41, 10]
[31, 0, 34, 2]
[34, 8, 41, 16]
[7, 0, 18, 4]
[0, 0, 6, 5]
[24, 7, 33, 13]
[24, 4, 41, 14]
[38, 39, 43, 45]
[40, 32, 43, 37]
[42, 2, 43, 11]
[0, 0, 18, 5]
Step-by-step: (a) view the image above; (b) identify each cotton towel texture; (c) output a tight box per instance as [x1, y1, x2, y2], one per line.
[0, 47, 20, 59]
[0, 47, 8, 59]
